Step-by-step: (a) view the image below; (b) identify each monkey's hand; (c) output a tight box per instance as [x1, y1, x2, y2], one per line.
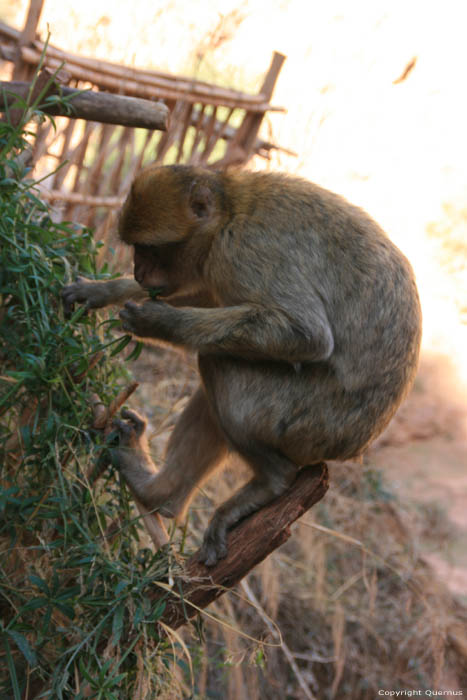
[119, 300, 174, 339]
[62, 277, 110, 314]
[62, 277, 146, 314]
[111, 407, 147, 448]
[110, 409, 160, 502]
[111, 408, 187, 520]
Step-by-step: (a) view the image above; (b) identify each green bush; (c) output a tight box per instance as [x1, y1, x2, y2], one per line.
[0, 100, 173, 699]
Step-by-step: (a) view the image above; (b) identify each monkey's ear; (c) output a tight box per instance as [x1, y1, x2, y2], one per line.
[188, 181, 213, 219]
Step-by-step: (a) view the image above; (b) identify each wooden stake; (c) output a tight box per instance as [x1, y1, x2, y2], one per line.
[12, 0, 44, 81]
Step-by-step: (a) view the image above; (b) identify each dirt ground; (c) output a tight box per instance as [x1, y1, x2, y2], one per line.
[369, 354, 467, 597]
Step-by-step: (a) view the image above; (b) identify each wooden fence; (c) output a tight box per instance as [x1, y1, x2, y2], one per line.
[0, 0, 287, 245]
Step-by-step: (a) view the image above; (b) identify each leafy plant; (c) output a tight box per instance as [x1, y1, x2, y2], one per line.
[0, 92, 175, 699]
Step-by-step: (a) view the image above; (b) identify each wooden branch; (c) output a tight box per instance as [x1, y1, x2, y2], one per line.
[4, 68, 56, 128]
[0, 80, 169, 130]
[134, 500, 170, 551]
[155, 462, 329, 630]
[40, 189, 124, 208]
[90, 382, 140, 432]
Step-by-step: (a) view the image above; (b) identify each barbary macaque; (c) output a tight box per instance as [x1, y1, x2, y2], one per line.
[62, 164, 422, 566]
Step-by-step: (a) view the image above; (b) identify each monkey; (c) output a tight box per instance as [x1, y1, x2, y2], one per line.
[62, 164, 422, 566]
[109, 408, 158, 502]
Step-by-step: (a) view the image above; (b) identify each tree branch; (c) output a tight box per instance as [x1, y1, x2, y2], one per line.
[154, 462, 329, 629]
[0, 79, 169, 130]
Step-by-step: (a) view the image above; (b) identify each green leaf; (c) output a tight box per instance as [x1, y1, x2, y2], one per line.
[7, 629, 38, 667]
[111, 603, 125, 647]
[2, 634, 21, 700]
[55, 602, 75, 620]
[114, 580, 129, 596]
[110, 334, 132, 356]
[23, 597, 48, 611]
[126, 340, 144, 362]
[29, 575, 50, 595]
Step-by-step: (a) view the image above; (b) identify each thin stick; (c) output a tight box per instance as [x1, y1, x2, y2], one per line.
[12, 0, 44, 81]
[40, 189, 123, 207]
[107, 381, 139, 423]
[134, 500, 169, 550]
[91, 381, 140, 431]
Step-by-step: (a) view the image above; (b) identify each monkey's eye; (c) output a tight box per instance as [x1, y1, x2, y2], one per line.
[134, 242, 183, 269]
[134, 243, 155, 255]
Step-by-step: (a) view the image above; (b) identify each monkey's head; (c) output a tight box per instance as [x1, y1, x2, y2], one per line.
[118, 165, 227, 296]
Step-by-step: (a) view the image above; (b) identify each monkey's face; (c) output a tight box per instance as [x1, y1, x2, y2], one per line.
[133, 241, 183, 296]
[118, 165, 225, 297]
[118, 167, 193, 246]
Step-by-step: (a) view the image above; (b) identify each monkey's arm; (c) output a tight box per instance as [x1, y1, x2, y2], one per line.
[62, 276, 147, 312]
[120, 301, 334, 363]
[166, 289, 216, 308]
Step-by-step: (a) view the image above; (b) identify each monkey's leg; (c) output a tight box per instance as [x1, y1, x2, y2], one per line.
[199, 444, 297, 567]
[197, 354, 300, 566]
[129, 387, 228, 519]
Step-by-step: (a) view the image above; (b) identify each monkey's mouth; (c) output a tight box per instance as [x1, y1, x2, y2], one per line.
[145, 285, 168, 299]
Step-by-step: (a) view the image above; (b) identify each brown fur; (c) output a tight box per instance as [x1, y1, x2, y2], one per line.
[63, 164, 422, 566]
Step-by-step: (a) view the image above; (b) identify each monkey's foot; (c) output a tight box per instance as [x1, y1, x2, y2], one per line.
[112, 408, 147, 446]
[198, 522, 228, 567]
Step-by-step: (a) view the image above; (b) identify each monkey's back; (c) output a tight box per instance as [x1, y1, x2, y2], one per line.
[208, 172, 422, 460]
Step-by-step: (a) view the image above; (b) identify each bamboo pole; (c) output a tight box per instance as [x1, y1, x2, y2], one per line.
[0, 22, 19, 42]
[52, 119, 76, 190]
[197, 105, 218, 164]
[12, 0, 44, 81]
[40, 190, 123, 207]
[66, 120, 94, 221]
[175, 102, 194, 163]
[102, 126, 133, 195]
[220, 51, 286, 166]
[118, 129, 156, 193]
